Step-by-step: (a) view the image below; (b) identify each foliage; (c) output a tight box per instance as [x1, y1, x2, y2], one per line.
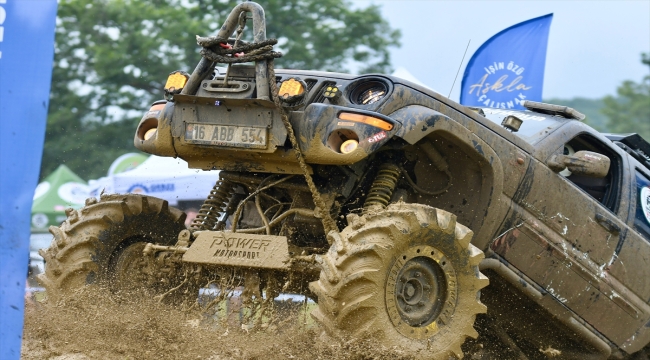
[546, 54, 649, 138]
[42, 0, 401, 180]
[601, 53, 650, 140]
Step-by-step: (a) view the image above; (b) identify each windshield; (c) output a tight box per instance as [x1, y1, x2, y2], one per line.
[480, 108, 568, 145]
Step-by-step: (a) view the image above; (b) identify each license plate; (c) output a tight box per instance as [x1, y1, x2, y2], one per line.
[185, 123, 267, 149]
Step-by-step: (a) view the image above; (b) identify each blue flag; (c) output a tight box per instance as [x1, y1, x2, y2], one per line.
[0, 1, 58, 358]
[460, 14, 553, 110]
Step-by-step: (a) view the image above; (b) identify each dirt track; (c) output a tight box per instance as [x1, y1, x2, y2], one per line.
[21, 288, 413, 360]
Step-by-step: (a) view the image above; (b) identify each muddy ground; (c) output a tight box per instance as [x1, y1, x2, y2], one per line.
[21, 288, 417, 360]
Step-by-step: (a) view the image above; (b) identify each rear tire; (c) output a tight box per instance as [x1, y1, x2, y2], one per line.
[309, 203, 488, 359]
[38, 194, 187, 302]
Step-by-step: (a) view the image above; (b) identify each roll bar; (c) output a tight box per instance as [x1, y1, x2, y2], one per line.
[181, 2, 270, 100]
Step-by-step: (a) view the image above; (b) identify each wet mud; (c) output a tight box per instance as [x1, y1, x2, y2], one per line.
[21, 288, 413, 360]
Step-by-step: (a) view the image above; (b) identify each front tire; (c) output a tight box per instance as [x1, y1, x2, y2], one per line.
[38, 194, 187, 301]
[309, 203, 488, 359]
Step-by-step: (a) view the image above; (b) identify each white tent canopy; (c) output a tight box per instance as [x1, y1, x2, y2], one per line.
[391, 67, 440, 93]
[89, 156, 220, 206]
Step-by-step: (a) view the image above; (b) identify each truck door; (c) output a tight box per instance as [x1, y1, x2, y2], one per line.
[606, 166, 650, 353]
[492, 132, 645, 346]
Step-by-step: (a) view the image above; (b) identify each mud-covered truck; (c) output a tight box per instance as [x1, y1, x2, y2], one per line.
[39, 2, 650, 359]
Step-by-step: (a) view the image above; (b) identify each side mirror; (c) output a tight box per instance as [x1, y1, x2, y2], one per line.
[548, 150, 610, 178]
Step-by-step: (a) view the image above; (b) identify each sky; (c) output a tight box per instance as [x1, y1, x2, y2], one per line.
[355, 0, 650, 102]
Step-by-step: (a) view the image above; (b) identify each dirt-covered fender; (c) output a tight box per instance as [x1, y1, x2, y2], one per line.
[390, 105, 506, 250]
[134, 101, 177, 157]
[296, 103, 401, 165]
[391, 105, 458, 145]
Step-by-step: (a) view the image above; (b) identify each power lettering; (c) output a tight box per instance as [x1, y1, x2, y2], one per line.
[212, 249, 260, 259]
[210, 236, 271, 252]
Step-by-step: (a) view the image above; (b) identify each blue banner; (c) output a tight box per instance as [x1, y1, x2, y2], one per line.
[0, 1, 58, 358]
[460, 14, 553, 110]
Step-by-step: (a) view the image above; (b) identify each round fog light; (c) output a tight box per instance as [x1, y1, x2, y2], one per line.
[144, 128, 157, 140]
[340, 139, 359, 154]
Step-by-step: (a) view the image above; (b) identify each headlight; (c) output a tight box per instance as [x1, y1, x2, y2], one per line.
[144, 128, 157, 140]
[340, 139, 359, 154]
[349, 80, 388, 105]
[137, 101, 165, 140]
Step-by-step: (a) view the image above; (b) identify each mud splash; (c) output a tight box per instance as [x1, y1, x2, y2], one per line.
[22, 288, 413, 360]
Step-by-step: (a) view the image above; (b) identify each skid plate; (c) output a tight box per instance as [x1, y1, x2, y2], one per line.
[183, 231, 290, 270]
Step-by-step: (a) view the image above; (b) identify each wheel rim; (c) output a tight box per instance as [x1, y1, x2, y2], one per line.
[111, 242, 151, 290]
[386, 245, 458, 339]
[396, 256, 445, 326]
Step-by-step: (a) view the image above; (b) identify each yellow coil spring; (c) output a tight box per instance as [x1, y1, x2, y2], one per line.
[191, 178, 235, 231]
[363, 164, 401, 209]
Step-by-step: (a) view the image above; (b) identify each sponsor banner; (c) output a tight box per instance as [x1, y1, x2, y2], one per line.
[58, 182, 90, 204]
[460, 14, 553, 110]
[0, 1, 58, 358]
[33, 182, 51, 199]
[126, 183, 176, 194]
[641, 187, 650, 225]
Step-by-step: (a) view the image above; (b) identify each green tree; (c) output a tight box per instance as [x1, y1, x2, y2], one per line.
[42, 0, 401, 180]
[601, 53, 650, 139]
[544, 97, 607, 131]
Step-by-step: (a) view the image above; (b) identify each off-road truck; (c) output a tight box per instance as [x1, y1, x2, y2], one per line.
[39, 2, 650, 359]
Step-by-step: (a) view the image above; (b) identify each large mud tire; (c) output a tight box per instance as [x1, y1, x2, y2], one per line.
[309, 203, 488, 359]
[37, 194, 187, 302]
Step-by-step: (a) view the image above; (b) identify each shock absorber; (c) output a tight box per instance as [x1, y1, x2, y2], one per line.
[191, 178, 236, 231]
[363, 163, 402, 209]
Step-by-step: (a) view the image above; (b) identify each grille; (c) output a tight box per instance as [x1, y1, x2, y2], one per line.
[313, 81, 337, 103]
[304, 79, 318, 93]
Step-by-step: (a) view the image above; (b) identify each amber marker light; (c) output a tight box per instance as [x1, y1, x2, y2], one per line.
[164, 71, 188, 93]
[338, 112, 394, 131]
[278, 78, 305, 98]
[340, 139, 359, 154]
